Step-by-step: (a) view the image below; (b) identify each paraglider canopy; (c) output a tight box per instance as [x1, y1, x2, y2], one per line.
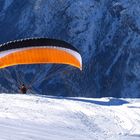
[0, 38, 82, 70]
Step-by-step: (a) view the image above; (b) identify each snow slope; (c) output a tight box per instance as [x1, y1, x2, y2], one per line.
[0, 94, 140, 140]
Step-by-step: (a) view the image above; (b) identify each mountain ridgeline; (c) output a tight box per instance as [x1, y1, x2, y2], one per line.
[0, 0, 140, 97]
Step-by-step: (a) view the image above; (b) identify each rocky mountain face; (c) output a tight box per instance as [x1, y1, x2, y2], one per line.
[0, 0, 140, 97]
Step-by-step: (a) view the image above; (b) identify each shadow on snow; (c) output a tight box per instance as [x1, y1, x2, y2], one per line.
[37, 94, 129, 106]
[1, 93, 129, 106]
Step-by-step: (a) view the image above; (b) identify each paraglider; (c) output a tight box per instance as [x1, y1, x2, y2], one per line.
[0, 38, 82, 94]
[19, 84, 27, 94]
[0, 38, 82, 69]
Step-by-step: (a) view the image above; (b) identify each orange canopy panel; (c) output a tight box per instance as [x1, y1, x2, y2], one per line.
[0, 38, 82, 70]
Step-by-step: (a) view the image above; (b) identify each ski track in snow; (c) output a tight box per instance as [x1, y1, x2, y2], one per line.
[0, 94, 140, 140]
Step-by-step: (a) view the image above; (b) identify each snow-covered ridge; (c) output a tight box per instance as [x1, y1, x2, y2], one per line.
[0, 93, 140, 140]
[0, 0, 140, 97]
